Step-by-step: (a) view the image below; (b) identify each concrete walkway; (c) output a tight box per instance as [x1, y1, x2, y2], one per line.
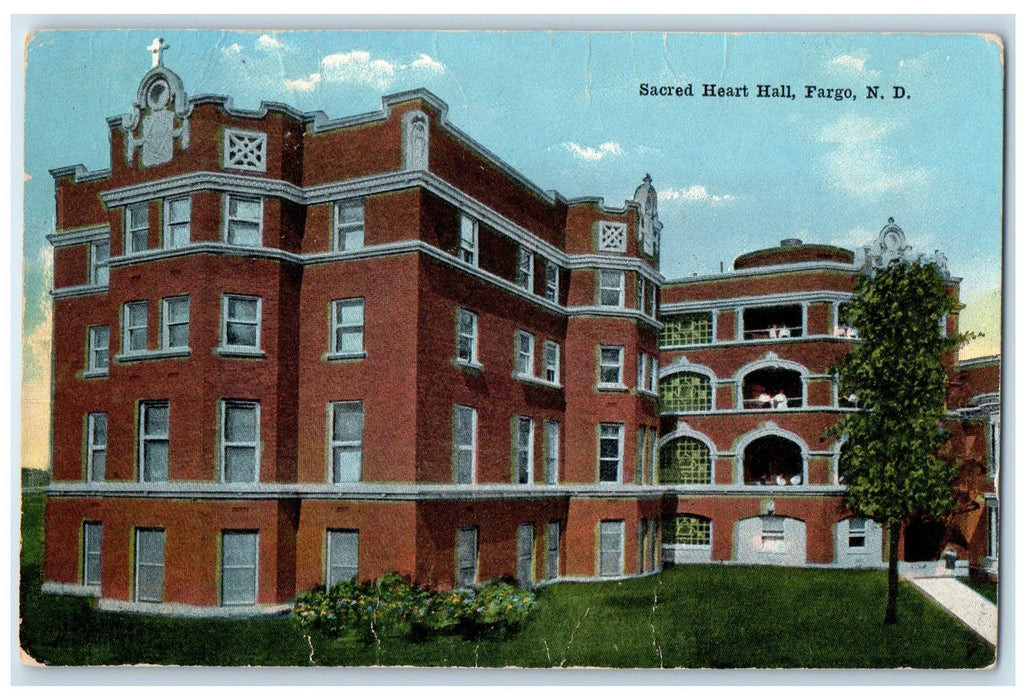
[906, 576, 997, 646]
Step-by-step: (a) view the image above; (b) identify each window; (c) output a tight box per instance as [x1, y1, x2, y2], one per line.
[326, 530, 359, 590]
[637, 352, 648, 391]
[222, 401, 259, 483]
[161, 296, 190, 349]
[222, 531, 258, 605]
[456, 308, 479, 365]
[659, 436, 712, 484]
[514, 417, 534, 484]
[663, 515, 711, 547]
[636, 427, 647, 485]
[164, 197, 191, 248]
[598, 520, 624, 577]
[86, 413, 107, 482]
[90, 241, 110, 286]
[835, 302, 858, 338]
[598, 346, 624, 387]
[329, 401, 363, 484]
[331, 299, 365, 356]
[224, 129, 268, 172]
[123, 301, 148, 354]
[645, 279, 657, 317]
[225, 195, 263, 247]
[660, 312, 713, 347]
[597, 269, 624, 307]
[517, 523, 535, 587]
[334, 201, 365, 252]
[848, 517, 867, 549]
[545, 521, 560, 580]
[453, 406, 477, 484]
[543, 420, 559, 484]
[134, 528, 164, 603]
[761, 516, 786, 552]
[987, 503, 999, 561]
[517, 247, 534, 291]
[636, 277, 655, 315]
[648, 427, 658, 485]
[456, 527, 478, 588]
[87, 326, 109, 374]
[648, 356, 659, 394]
[544, 260, 559, 302]
[459, 215, 478, 266]
[659, 372, 712, 412]
[987, 415, 1000, 479]
[742, 305, 803, 340]
[83, 521, 102, 587]
[543, 341, 560, 384]
[514, 331, 535, 377]
[126, 203, 149, 254]
[222, 295, 261, 350]
[139, 401, 169, 482]
[598, 423, 624, 483]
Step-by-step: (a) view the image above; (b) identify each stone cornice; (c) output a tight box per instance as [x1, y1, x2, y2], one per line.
[660, 289, 855, 314]
[46, 225, 110, 248]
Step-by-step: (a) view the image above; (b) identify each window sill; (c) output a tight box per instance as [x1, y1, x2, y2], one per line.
[217, 347, 266, 359]
[82, 368, 109, 379]
[455, 358, 484, 372]
[115, 348, 192, 363]
[326, 351, 367, 362]
[597, 383, 628, 392]
[513, 373, 562, 390]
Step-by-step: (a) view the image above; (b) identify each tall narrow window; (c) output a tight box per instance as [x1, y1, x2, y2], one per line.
[329, 401, 363, 484]
[597, 270, 624, 307]
[517, 523, 535, 587]
[222, 295, 261, 350]
[514, 331, 535, 377]
[543, 420, 559, 484]
[517, 247, 534, 291]
[221, 531, 258, 605]
[139, 401, 169, 482]
[86, 413, 107, 482]
[87, 325, 109, 374]
[126, 203, 149, 254]
[134, 528, 165, 603]
[648, 427, 658, 485]
[453, 405, 477, 484]
[649, 356, 659, 393]
[598, 423, 624, 483]
[90, 241, 110, 286]
[543, 341, 560, 384]
[83, 521, 103, 587]
[225, 195, 263, 247]
[598, 346, 624, 387]
[165, 196, 191, 248]
[123, 301, 148, 354]
[162, 296, 190, 349]
[598, 520, 624, 577]
[326, 530, 359, 590]
[456, 527, 478, 588]
[334, 200, 365, 252]
[636, 427, 647, 485]
[459, 215, 478, 266]
[331, 299, 365, 356]
[222, 401, 259, 483]
[456, 308, 479, 365]
[637, 352, 648, 390]
[514, 417, 534, 484]
[544, 260, 559, 303]
[545, 521, 560, 580]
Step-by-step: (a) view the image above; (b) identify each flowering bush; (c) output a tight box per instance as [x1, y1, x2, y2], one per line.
[293, 573, 537, 642]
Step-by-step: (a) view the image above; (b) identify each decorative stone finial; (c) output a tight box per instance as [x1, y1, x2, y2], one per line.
[148, 38, 169, 68]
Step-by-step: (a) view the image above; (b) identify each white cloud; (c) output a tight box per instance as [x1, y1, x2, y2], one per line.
[318, 50, 446, 90]
[285, 73, 322, 92]
[221, 43, 243, 57]
[827, 54, 880, 78]
[659, 185, 736, 205]
[560, 141, 624, 161]
[255, 34, 294, 53]
[410, 53, 445, 73]
[817, 114, 928, 196]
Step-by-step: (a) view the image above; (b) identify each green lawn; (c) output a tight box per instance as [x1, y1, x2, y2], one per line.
[19, 492, 994, 667]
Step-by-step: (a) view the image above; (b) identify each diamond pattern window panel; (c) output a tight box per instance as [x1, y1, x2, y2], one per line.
[658, 436, 712, 484]
[663, 515, 711, 546]
[223, 129, 267, 172]
[659, 372, 712, 412]
[597, 221, 628, 252]
[660, 312, 714, 346]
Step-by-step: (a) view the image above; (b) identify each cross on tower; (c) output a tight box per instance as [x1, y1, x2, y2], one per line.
[148, 38, 169, 68]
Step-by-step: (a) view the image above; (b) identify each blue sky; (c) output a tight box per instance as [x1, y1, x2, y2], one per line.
[20, 29, 1004, 467]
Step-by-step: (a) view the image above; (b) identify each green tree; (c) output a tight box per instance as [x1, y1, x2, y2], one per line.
[831, 261, 963, 625]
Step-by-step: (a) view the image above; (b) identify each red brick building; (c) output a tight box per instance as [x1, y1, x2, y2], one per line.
[42, 47, 998, 614]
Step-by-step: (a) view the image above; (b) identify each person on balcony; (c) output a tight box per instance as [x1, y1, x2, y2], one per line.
[772, 391, 788, 408]
[757, 392, 773, 408]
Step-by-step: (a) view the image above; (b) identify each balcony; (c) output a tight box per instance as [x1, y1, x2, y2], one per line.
[742, 305, 803, 341]
[741, 367, 803, 410]
[742, 435, 804, 486]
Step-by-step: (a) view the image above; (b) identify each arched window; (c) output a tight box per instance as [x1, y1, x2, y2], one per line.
[659, 372, 712, 412]
[659, 436, 712, 484]
[742, 435, 804, 485]
[741, 367, 803, 409]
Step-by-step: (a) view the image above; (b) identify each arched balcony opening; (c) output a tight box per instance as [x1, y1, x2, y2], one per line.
[742, 435, 804, 485]
[659, 436, 713, 484]
[741, 367, 803, 409]
[742, 304, 803, 340]
[659, 372, 713, 413]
